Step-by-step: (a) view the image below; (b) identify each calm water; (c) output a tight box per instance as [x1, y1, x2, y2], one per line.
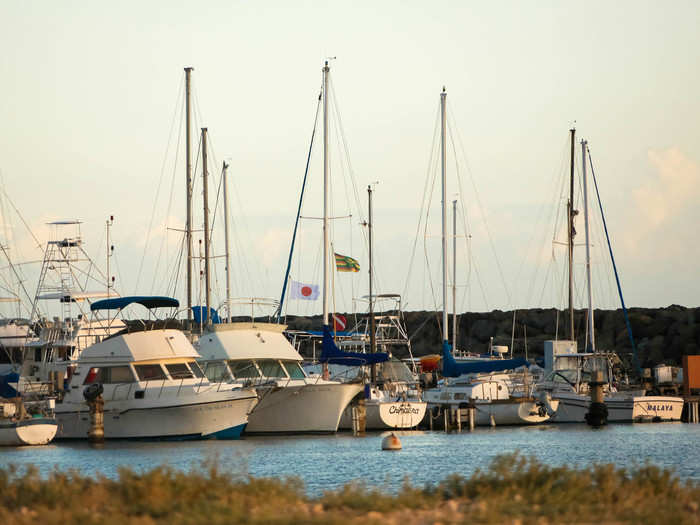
[2, 423, 699, 495]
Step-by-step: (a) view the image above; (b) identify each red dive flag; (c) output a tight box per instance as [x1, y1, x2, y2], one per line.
[333, 314, 347, 331]
[290, 280, 320, 300]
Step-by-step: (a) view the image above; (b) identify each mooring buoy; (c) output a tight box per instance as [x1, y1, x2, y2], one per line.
[381, 432, 402, 450]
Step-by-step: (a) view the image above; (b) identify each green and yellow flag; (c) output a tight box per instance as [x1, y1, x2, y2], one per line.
[334, 252, 360, 272]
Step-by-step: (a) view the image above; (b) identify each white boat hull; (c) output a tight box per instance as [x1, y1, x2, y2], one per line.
[426, 398, 552, 427]
[553, 393, 684, 423]
[56, 391, 257, 439]
[339, 400, 427, 430]
[0, 418, 57, 446]
[246, 382, 362, 433]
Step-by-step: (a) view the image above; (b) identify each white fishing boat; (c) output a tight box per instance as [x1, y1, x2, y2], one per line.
[54, 296, 257, 439]
[0, 396, 57, 446]
[197, 321, 362, 433]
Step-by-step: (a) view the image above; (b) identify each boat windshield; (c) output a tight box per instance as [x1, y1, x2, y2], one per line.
[83, 366, 135, 384]
[187, 361, 205, 379]
[203, 361, 232, 382]
[378, 360, 415, 383]
[228, 360, 260, 379]
[134, 364, 168, 381]
[281, 361, 306, 379]
[257, 360, 287, 379]
[166, 363, 194, 379]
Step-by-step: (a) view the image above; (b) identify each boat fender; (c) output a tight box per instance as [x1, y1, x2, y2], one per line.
[83, 383, 104, 402]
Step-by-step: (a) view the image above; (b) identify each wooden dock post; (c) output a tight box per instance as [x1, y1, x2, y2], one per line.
[351, 398, 366, 436]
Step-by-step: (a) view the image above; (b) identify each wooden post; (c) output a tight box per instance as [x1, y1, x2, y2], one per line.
[88, 396, 104, 443]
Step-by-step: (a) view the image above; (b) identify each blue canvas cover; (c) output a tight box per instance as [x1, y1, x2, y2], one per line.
[320, 325, 389, 366]
[192, 306, 221, 324]
[441, 340, 529, 377]
[91, 296, 179, 311]
[0, 372, 19, 398]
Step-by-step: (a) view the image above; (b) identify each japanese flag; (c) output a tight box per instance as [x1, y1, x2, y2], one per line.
[290, 280, 320, 300]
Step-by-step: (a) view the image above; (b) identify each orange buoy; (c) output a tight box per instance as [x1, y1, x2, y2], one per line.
[381, 432, 402, 451]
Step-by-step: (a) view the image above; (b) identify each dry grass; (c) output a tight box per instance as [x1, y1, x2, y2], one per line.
[0, 453, 697, 524]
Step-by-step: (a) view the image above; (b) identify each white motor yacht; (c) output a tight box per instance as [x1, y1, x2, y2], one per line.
[197, 322, 362, 433]
[54, 297, 258, 439]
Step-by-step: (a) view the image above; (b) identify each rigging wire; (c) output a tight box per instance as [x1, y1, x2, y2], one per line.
[135, 74, 185, 294]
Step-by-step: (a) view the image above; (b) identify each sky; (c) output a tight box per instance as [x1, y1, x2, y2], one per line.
[0, 1, 698, 320]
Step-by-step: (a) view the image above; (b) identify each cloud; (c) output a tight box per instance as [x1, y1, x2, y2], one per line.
[633, 147, 700, 231]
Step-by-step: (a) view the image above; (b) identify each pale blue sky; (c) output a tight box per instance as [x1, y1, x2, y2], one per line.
[1, 1, 698, 318]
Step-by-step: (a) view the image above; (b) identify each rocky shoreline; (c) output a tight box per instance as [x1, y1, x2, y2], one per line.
[282, 305, 699, 368]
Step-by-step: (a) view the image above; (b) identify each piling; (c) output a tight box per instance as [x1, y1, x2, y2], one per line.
[468, 403, 475, 431]
[443, 406, 450, 432]
[489, 414, 496, 427]
[83, 384, 105, 443]
[351, 398, 366, 436]
[585, 370, 608, 427]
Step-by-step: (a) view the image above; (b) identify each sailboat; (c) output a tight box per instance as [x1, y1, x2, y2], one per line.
[195, 62, 363, 433]
[538, 137, 684, 423]
[332, 186, 426, 431]
[421, 88, 555, 427]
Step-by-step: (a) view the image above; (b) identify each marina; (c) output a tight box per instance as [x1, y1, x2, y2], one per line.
[2, 3, 700, 522]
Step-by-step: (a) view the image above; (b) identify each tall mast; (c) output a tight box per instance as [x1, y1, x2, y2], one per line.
[201, 128, 211, 326]
[106, 215, 113, 298]
[452, 199, 457, 350]
[440, 87, 448, 344]
[222, 161, 231, 323]
[185, 66, 194, 324]
[368, 185, 376, 383]
[581, 139, 595, 351]
[567, 127, 576, 342]
[322, 61, 330, 328]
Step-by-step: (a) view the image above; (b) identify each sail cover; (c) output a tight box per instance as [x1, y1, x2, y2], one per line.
[320, 325, 389, 366]
[441, 340, 529, 377]
[91, 296, 179, 311]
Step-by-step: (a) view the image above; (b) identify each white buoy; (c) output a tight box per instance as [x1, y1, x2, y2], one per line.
[381, 432, 402, 451]
[489, 414, 496, 427]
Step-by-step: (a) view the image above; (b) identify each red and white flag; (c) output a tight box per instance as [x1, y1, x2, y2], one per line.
[290, 280, 320, 300]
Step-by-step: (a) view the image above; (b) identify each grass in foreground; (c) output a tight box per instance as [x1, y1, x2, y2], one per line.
[0, 453, 698, 524]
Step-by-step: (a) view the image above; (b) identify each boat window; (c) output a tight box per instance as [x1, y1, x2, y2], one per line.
[134, 364, 167, 381]
[229, 360, 260, 379]
[257, 360, 286, 378]
[439, 392, 451, 400]
[108, 366, 136, 383]
[166, 363, 194, 379]
[203, 362, 232, 382]
[83, 367, 102, 384]
[188, 361, 205, 379]
[83, 366, 135, 384]
[454, 393, 466, 400]
[281, 361, 306, 379]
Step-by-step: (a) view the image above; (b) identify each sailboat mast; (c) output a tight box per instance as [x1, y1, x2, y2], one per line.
[368, 185, 377, 383]
[222, 161, 231, 323]
[440, 87, 448, 344]
[567, 127, 576, 342]
[185, 66, 194, 324]
[322, 61, 330, 328]
[452, 199, 457, 350]
[201, 128, 211, 326]
[581, 139, 595, 351]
